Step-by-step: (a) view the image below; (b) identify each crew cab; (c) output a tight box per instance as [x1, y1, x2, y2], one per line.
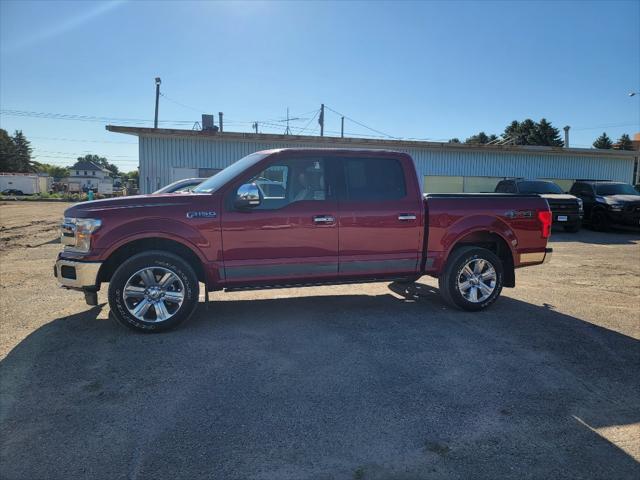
[495, 179, 583, 232]
[569, 180, 640, 230]
[54, 149, 552, 332]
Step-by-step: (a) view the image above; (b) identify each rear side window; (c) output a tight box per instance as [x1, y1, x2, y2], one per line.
[342, 157, 406, 201]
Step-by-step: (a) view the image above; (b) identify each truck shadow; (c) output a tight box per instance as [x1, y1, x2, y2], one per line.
[550, 228, 640, 245]
[1, 288, 638, 479]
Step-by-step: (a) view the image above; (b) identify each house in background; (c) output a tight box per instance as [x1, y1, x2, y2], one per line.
[64, 159, 113, 193]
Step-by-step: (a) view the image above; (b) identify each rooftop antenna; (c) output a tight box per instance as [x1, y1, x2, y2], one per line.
[283, 107, 306, 135]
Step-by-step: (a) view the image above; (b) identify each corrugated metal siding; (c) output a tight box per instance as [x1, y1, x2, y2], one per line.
[139, 136, 635, 193]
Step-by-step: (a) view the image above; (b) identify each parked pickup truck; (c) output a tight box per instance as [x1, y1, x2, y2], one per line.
[54, 149, 552, 332]
[495, 179, 583, 232]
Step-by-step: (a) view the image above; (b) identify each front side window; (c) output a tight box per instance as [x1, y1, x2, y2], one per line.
[343, 157, 406, 201]
[237, 157, 326, 210]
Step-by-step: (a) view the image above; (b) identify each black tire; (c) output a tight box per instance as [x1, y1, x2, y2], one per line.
[590, 209, 609, 231]
[564, 221, 581, 233]
[438, 246, 504, 311]
[108, 250, 199, 332]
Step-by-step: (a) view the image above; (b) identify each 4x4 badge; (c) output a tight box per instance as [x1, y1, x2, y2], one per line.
[186, 211, 217, 219]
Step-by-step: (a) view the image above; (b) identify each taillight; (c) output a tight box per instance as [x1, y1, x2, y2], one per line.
[538, 210, 552, 238]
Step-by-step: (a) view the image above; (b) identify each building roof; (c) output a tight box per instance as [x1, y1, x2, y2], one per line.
[106, 125, 638, 160]
[70, 160, 107, 172]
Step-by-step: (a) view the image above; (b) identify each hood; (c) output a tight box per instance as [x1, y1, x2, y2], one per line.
[64, 193, 210, 217]
[598, 194, 640, 204]
[538, 194, 577, 201]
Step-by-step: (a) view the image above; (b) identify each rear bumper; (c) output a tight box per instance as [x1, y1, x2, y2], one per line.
[519, 248, 553, 265]
[54, 258, 102, 289]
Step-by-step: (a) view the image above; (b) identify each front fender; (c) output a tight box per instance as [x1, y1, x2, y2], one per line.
[96, 218, 210, 263]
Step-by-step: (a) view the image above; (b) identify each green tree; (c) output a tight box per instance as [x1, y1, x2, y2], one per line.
[0, 128, 18, 171]
[448, 138, 461, 144]
[592, 132, 613, 149]
[76, 154, 120, 176]
[614, 133, 634, 151]
[123, 170, 139, 182]
[465, 132, 498, 144]
[11, 130, 36, 172]
[503, 118, 563, 146]
[533, 118, 563, 147]
[35, 162, 70, 179]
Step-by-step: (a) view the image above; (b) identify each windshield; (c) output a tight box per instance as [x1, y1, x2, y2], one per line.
[517, 181, 563, 194]
[193, 153, 268, 193]
[595, 183, 639, 196]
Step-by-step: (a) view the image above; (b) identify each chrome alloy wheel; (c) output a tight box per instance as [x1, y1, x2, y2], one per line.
[123, 267, 185, 322]
[457, 258, 497, 303]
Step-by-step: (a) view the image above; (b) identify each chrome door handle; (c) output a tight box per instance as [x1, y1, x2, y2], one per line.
[313, 215, 335, 223]
[398, 214, 416, 221]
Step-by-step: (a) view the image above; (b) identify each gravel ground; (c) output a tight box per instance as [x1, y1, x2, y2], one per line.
[0, 201, 639, 480]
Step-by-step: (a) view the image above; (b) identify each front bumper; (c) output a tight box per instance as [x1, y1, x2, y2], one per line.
[54, 258, 102, 289]
[551, 213, 582, 226]
[606, 210, 640, 227]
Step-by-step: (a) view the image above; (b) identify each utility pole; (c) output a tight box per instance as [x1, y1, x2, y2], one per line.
[319, 103, 325, 137]
[154, 77, 161, 129]
[341, 116, 344, 138]
[219, 112, 224, 133]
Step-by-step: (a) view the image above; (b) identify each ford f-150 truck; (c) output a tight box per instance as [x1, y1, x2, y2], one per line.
[54, 149, 552, 332]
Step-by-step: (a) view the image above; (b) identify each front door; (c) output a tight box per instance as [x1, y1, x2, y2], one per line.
[220, 155, 339, 285]
[336, 155, 423, 277]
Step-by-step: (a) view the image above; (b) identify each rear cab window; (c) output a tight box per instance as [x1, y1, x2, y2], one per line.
[340, 157, 407, 201]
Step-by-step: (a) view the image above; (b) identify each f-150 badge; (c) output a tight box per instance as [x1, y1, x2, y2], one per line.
[186, 211, 217, 219]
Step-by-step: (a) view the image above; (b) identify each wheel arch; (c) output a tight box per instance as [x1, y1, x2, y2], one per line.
[98, 236, 206, 286]
[446, 230, 515, 288]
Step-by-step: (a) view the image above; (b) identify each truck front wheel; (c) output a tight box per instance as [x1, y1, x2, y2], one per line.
[108, 251, 200, 332]
[438, 247, 503, 311]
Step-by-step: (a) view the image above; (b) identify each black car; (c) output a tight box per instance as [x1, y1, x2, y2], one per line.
[569, 180, 640, 230]
[495, 179, 583, 232]
[1, 189, 25, 196]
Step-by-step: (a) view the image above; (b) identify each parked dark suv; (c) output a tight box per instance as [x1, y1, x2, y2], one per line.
[569, 180, 640, 230]
[495, 179, 583, 232]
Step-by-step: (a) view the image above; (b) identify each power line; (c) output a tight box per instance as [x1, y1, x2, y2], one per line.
[29, 135, 137, 145]
[159, 93, 203, 113]
[296, 109, 320, 135]
[324, 105, 397, 139]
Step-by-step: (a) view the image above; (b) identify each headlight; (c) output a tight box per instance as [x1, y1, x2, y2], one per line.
[609, 204, 623, 212]
[61, 217, 102, 253]
[576, 198, 583, 211]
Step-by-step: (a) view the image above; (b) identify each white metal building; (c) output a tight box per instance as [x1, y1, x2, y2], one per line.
[106, 126, 639, 194]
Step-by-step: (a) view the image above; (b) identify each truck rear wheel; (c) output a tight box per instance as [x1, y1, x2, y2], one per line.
[108, 251, 199, 332]
[438, 247, 503, 311]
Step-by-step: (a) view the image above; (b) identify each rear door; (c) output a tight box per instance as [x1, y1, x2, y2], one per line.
[336, 155, 423, 277]
[220, 155, 339, 285]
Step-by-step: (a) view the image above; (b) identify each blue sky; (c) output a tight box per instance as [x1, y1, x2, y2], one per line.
[1, 0, 639, 173]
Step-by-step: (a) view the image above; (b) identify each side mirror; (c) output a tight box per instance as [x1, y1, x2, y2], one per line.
[235, 183, 261, 209]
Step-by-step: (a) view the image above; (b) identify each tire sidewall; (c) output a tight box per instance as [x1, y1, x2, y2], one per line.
[590, 209, 608, 231]
[108, 252, 198, 332]
[448, 249, 503, 311]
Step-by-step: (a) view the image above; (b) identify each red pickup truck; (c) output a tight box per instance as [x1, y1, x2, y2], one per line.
[55, 149, 552, 332]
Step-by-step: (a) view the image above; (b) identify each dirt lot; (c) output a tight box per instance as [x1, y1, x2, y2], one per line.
[1, 201, 639, 480]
